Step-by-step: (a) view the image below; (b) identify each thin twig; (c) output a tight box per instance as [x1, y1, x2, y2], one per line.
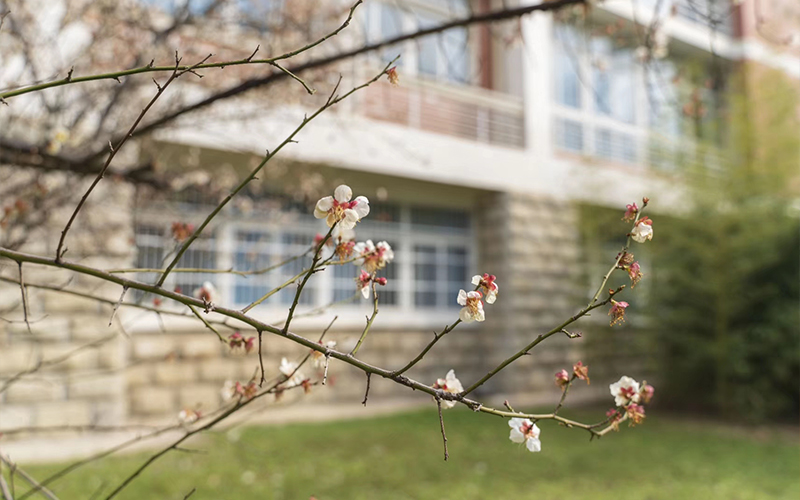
[108, 286, 128, 326]
[436, 398, 449, 461]
[392, 319, 461, 376]
[17, 261, 31, 333]
[258, 331, 265, 387]
[156, 56, 397, 288]
[54, 53, 206, 261]
[350, 279, 379, 356]
[0, 454, 58, 500]
[362, 372, 371, 406]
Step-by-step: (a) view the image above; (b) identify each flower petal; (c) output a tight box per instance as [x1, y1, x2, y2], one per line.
[361, 285, 370, 299]
[486, 291, 497, 304]
[351, 196, 370, 219]
[334, 185, 352, 203]
[457, 289, 467, 306]
[526, 437, 542, 452]
[459, 307, 473, 323]
[471, 275, 481, 286]
[509, 427, 525, 444]
[315, 196, 334, 215]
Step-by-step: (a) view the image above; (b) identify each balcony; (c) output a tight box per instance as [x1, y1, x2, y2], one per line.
[359, 77, 525, 149]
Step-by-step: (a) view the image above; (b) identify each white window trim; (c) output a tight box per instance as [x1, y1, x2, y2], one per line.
[133, 203, 478, 330]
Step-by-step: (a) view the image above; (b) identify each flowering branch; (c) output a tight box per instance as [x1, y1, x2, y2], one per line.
[0, 1, 365, 101]
[155, 58, 398, 288]
[54, 52, 206, 262]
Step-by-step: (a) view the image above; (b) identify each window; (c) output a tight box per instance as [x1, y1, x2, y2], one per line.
[134, 202, 474, 318]
[366, 1, 471, 85]
[552, 24, 643, 165]
[133, 225, 218, 298]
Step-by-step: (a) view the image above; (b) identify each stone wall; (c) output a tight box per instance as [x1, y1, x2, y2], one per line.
[0, 186, 650, 447]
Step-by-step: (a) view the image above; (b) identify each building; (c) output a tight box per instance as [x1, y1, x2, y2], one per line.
[0, 0, 797, 459]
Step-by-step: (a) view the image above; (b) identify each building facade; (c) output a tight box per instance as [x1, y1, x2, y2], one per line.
[0, 0, 797, 458]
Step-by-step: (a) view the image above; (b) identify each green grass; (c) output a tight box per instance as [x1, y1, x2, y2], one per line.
[13, 408, 800, 500]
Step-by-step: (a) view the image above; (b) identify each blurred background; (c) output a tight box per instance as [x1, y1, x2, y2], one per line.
[0, 0, 798, 498]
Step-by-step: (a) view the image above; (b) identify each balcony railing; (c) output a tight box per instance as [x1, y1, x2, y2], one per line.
[360, 77, 525, 149]
[674, 0, 734, 35]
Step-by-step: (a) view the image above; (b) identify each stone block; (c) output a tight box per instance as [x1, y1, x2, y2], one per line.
[132, 336, 176, 360]
[7, 317, 71, 341]
[5, 379, 65, 403]
[199, 359, 241, 382]
[35, 401, 93, 427]
[68, 374, 122, 399]
[0, 345, 37, 374]
[179, 334, 221, 359]
[131, 387, 175, 415]
[154, 362, 198, 384]
[41, 344, 99, 371]
[0, 404, 34, 431]
[178, 384, 220, 410]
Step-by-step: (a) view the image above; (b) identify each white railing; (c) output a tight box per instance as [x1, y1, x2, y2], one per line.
[359, 77, 526, 149]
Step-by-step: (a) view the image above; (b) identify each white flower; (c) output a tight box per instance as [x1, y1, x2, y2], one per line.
[193, 281, 219, 304]
[471, 274, 499, 304]
[353, 240, 394, 272]
[178, 409, 200, 425]
[610, 376, 641, 407]
[508, 418, 542, 452]
[630, 220, 654, 243]
[433, 369, 464, 409]
[313, 184, 370, 229]
[279, 357, 305, 387]
[312, 340, 337, 368]
[457, 290, 485, 323]
[355, 270, 372, 299]
[332, 225, 356, 243]
[220, 380, 237, 402]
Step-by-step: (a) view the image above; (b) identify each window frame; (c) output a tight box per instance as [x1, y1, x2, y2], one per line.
[133, 202, 478, 330]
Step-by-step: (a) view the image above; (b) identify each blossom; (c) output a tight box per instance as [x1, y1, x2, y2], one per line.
[471, 274, 499, 304]
[631, 217, 653, 243]
[221, 380, 256, 402]
[178, 408, 201, 425]
[573, 361, 590, 385]
[628, 261, 643, 287]
[626, 403, 646, 426]
[555, 369, 570, 388]
[508, 418, 542, 452]
[221, 380, 237, 402]
[640, 383, 655, 404]
[353, 240, 394, 272]
[610, 376, 641, 407]
[432, 369, 464, 409]
[228, 332, 256, 354]
[622, 203, 639, 222]
[171, 222, 195, 242]
[606, 408, 622, 431]
[311, 340, 337, 368]
[332, 225, 356, 244]
[279, 357, 305, 388]
[608, 300, 629, 326]
[193, 281, 219, 304]
[313, 185, 370, 229]
[335, 240, 356, 261]
[457, 290, 485, 323]
[153, 297, 162, 307]
[355, 271, 373, 299]
[387, 67, 399, 86]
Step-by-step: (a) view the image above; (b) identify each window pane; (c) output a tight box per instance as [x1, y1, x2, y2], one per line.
[414, 245, 438, 308]
[446, 246, 467, 308]
[233, 230, 274, 305]
[554, 26, 581, 109]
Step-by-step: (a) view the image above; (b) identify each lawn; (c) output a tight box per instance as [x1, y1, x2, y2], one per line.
[14, 408, 800, 500]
